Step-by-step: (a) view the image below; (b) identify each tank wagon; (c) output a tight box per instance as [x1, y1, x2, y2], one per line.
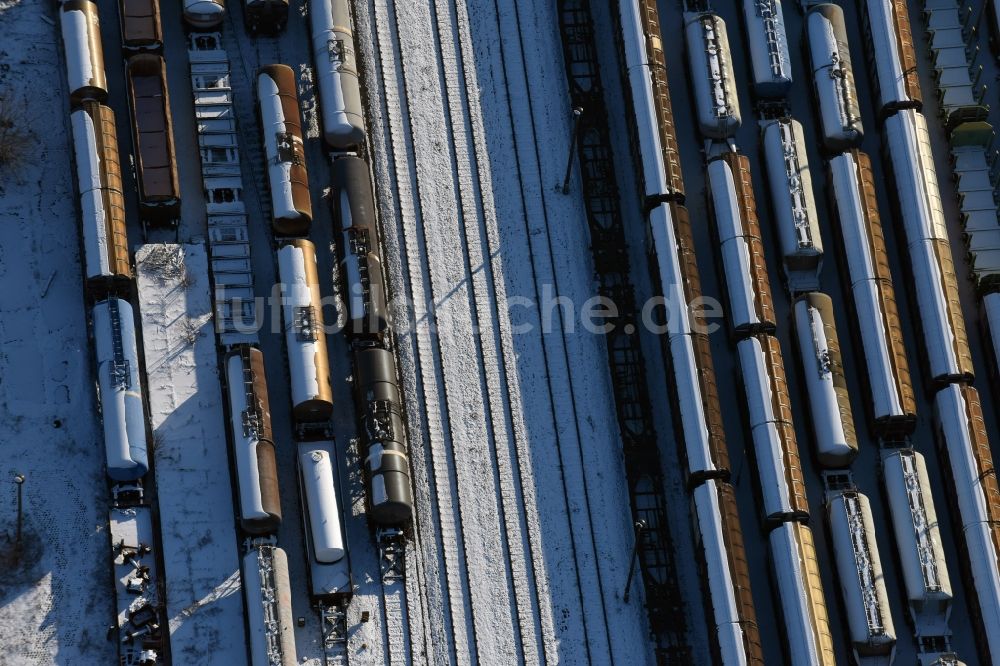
[126, 54, 181, 225]
[827, 150, 916, 438]
[353, 348, 413, 525]
[827, 487, 897, 662]
[737, 334, 809, 523]
[183, 0, 225, 28]
[707, 153, 776, 336]
[619, 0, 685, 201]
[792, 293, 859, 467]
[297, 441, 352, 600]
[257, 64, 312, 236]
[277, 240, 333, 423]
[806, 4, 863, 151]
[225, 346, 282, 535]
[760, 118, 823, 293]
[70, 102, 132, 291]
[310, 0, 365, 149]
[692, 480, 765, 665]
[331, 157, 390, 341]
[881, 449, 953, 634]
[244, 0, 289, 35]
[863, 0, 921, 115]
[93, 298, 149, 481]
[768, 522, 836, 665]
[119, 0, 162, 52]
[684, 12, 741, 140]
[935, 385, 1000, 663]
[60, 0, 108, 104]
[741, 0, 792, 98]
[243, 546, 297, 666]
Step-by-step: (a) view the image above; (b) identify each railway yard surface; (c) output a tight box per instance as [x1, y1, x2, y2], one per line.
[3, 0, 1000, 664]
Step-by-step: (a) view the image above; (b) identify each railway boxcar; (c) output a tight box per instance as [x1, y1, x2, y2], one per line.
[126, 54, 181, 224]
[881, 448, 953, 634]
[863, 0, 921, 115]
[768, 522, 836, 665]
[225, 346, 282, 534]
[760, 117, 823, 293]
[244, 0, 289, 35]
[60, 0, 108, 104]
[183, 0, 225, 28]
[883, 110, 948, 245]
[119, 0, 162, 52]
[619, 0, 685, 201]
[297, 441, 352, 600]
[70, 101, 132, 291]
[257, 64, 312, 236]
[741, 0, 792, 98]
[806, 4, 863, 151]
[647, 202, 691, 339]
[353, 348, 413, 525]
[827, 488, 897, 662]
[737, 334, 809, 523]
[692, 480, 764, 665]
[243, 546, 297, 666]
[310, 0, 365, 149]
[792, 293, 858, 467]
[277, 239, 333, 423]
[706, 153, 776, 336]
[93, 298, 149, 481]
[684, 12, 741, 139]
[827, 150, 916, 438]
[935, 385, 1000, 662]
[330, 156, 389, 340]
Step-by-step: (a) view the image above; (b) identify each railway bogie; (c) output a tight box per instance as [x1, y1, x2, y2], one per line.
[741, 0, 792, 99]
[119, 0, 163, 52]
[297, 441, 351, 600]
[684, 12, 741, 139]
[806, 4, 863, 151]
[244, 0, 289, 35]
[243, 546, 297, 666]
[183, 0, 226, 28]
[60, 0, 108, 104]
[310, 0, 365, 149]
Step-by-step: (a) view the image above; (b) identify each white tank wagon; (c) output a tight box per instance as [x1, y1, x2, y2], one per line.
[277, 239, 333, 423]
[183, 0, 225, 28]
[243, 546, 298, 666]
[760, 118, 823, 293]
[827, 150, 916, 437]
[934, 385, 1000, 662]
[792, 293, 858, 467]
[768, 522, 836, 665]
[330, 156, 389, 341]
[297, 441, 352, 600]
[827, 488, 897, 662]
[881, 449, 953, 634]
[736, 334, 810, 523]
[707, 153, 776, 336]
[863, 0, 921, 115]
[93, 298, 149, 481]
[310, 0, 365, 148]
[257, 64, 312, 236]
[225, 346, 282, 535]
[741, 0, 792, 98]
[691, 480, 765, 665]
[60, 0, 108, 104]
[684, 12, 741, 139]
[806, 4, 863, 152]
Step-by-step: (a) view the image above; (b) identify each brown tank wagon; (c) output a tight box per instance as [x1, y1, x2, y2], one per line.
[60, 0, 108, 104]
[119, 0, 163, 52]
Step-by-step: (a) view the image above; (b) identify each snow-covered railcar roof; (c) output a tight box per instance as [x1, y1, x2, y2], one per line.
[684, 12, 741, 139]
[742, 0, 792, 98]
[807, 4, 863, 150]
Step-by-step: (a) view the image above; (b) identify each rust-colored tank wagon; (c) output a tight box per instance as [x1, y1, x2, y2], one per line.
[257, 64, 312, 236]
[70, 101, 131, 290]
[60, 0, 108, 104]
[245, 0, 290, 35]
[119, 0, 163, 52]
[126, 54, 181, 224]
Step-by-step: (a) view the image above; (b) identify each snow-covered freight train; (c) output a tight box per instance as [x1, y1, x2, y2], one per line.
[792, 293, 859, 467]
[60, 0, 108, 104]
[257, 64, 312, 236]
[806, 4, 863, 151]
[243, 546, 298, 666]
[183, 0, 225, 28]
[244, 0, 289, 35]
[741, 0, 792, 98]
[225, 346, 282, 535]
[310, 0, 365, 149]
[827, 150, 916, 437]
[126, 54, 181, 225]
[297, 440, 352, 600]
[277, 239, 334, 423]
[93, 298, 149, 481]
[863, 0, 921, 115]
[119, 0, 163, 52]
[684, 12, 741, 140]
[760, 117, 823, 293]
